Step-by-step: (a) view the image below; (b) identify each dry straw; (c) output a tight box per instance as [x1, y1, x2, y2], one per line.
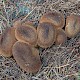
[0, 0, 80, 80]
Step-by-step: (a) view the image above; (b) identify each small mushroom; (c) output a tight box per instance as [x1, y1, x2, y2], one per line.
[55, 29, 67, 45]
[37, 22, 56, 48]
[13, 20, 33, 29]
[65, 14, 80, 38]
[13, 16, 24, 28]
[15, 24, 37, 46]
[13, 16, 33, 28]
[0, 27, 17, 57]
[12, 41, 41, 73]
[40, 11, 65, 29]
[13, 20, 21, 28]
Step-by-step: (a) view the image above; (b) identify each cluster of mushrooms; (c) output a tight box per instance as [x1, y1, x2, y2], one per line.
[0, 11, 80, 73]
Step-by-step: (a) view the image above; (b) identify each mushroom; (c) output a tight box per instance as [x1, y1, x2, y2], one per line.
[13, 16, 24, 28]
[0, 27, 17, 57]
[39, 11, 65, 29]
[55, 29, 67, 45]
[15, 24, 37, 46]
[13, 20, 33, 29]
[22, 21, 34, 27]
[65, 14, 80, 38]
[37, 22, 56, 48]
[13, 20, 21, 28]
[12, 41, 41, 73]
[13, 16, 33, 29]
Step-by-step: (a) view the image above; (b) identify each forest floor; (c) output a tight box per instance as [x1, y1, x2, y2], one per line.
[0, 0, 80, 80]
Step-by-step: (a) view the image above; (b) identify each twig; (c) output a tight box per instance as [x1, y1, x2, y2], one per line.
[53, 68, 63, 80]
[68, 60, 79, 71]
[43, 63, 69, 69]
[62, 48, 75, 73]
[63, 72, 78, 79]
[2, 0, 10, 27]
[21, 7, 36, 22]
[32, 76, 42, 80]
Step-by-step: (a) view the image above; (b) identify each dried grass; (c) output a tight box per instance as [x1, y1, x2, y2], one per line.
[0, 0, 80, 80]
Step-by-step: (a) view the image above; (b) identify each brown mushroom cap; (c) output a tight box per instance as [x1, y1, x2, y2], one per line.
[0, 27, 17, 57]
[12, 41, 41, 73]
[37, 22, 56, 48]
[55, 29, 67, 45]
[15, 24, 37, 46]
[40, 11, 65, 29]
[65, 14, 80, 38]
[22, 21, 34, 27]
[13, 15, 33, 29]
[13, 20, 21, 28]
[13, 16, 24, 28]
[13, 20, 33, 29]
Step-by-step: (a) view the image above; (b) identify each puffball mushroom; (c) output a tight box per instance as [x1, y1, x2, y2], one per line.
[15, 24, 37, 46]
[65, 14, 80, 38]
[40, 11, 65, 29]
[55, 29, 67, 45]
[37, 22, 56, 48]
[12, 41, 41, 73]
[0, 27, 17, 57]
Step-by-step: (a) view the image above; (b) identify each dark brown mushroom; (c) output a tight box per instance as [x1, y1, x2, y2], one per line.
[15, 24, 37, 46]
[40, 11, 65, 29]
[37, 22, 56, 48]
[55, 29, 67, 45]
[65, 14, 80, 38]
[12, 41, 41, 73]
[0, 27, 17, 57]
